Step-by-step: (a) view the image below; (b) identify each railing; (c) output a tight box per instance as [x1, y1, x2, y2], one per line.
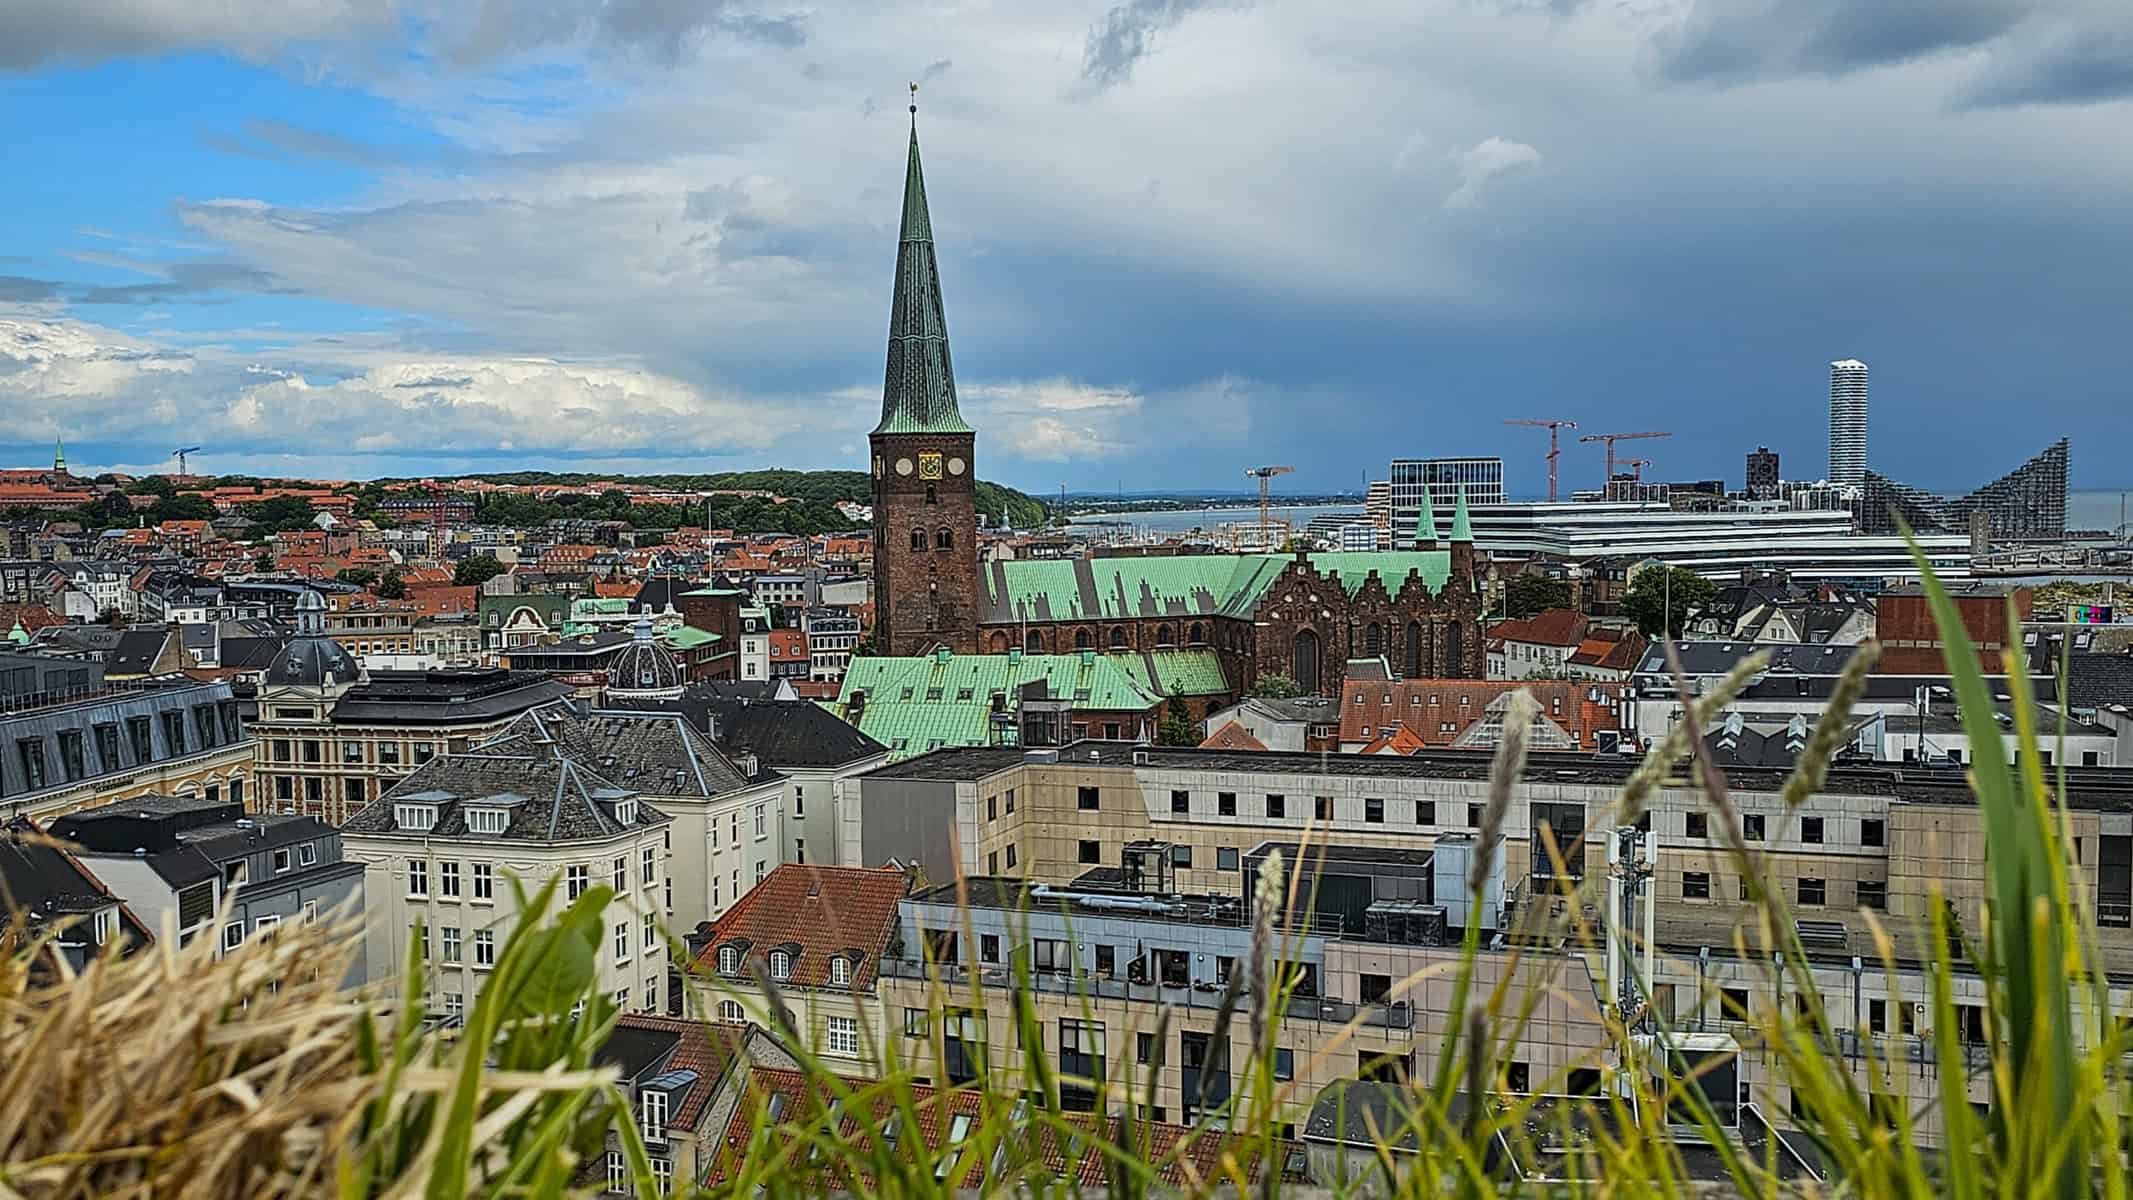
[2098, 900, 2132, 929]
[876, 957, 1414, 1030]
[0, 678, 212, 718]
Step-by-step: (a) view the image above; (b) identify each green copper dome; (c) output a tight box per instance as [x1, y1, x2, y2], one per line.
[873, 126, 971, 437]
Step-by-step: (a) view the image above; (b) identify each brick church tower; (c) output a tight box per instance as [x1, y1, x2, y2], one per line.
[870, 106, 979, 656]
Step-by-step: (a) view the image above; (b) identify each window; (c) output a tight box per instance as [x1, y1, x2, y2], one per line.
[1004, 845, 1016, 869]
[607, 1152, 627, 1195]
[407, 859, 429, 897]
[466, 808, 507, 835]
[718, 945, 742, 974]
[1743, 813, 1766, 841]
[830, 955, 853, 986]
[1136, 1031, 1157, 1065]
[1365, 797, 1385, 824]
[1416, 800, 1435, 826]
[472, 862, 493, 901]
[986, 795, 997, 821]
[57, 730, 85, 782]
[222, 922, 244, 953]
[1274, 1048, 1294, 1081]
[1721, 987, 1750, 1022]
[128, 716, 155, 763]
[905, 1007, 930, 1037]
[94, 724, 121, 773]
[17, 739, 47, 791]
[613, 855, 629, 892]
[1467, 803, 1482, 827]
[441, 926, 462, 962]
[1217, 792, 1236, 816]
[980, 934, 1000, 964]
[1801, 816, 1824, 844]
[1095, 944, 1115, 976]
[1857, 880, 1888, 910]
[395, 804, 436, 832]
[273, 847, 292, 873]
[937, 1113, 973, 1179]
[827, 1016, 859, 1055]
[474, 929, 496, 967]
[614, 921, 632, 963]
[1078, 786, 1100, 811]
[298, 843, 317, 867]
[1171, 789, 1189, 814]
[770, 949, 792, 980]
[1170, 845, 1191, 869]
[1530, 801, 1587, 881]
[1797, 877, 1826, 907]
[1079, 839, 1101, 864]
[164, 712, 188, 756]
[719, 1000, 746, 1023]
[1266, 793, 1285, 819]
[1217, 847, 1239, 871]
[1683, 871, 1711, 900]
[754, 804, 767, 838]
[1315, 796, 1333, 822]
[1033, 938, 1071, 972]
[1862, 818, 1886, 847]
[641, 1088, 669, 1144]
[566, 864, 588, 900]
[1685, 811, 1708, 839]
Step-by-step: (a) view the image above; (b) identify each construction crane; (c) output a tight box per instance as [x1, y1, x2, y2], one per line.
[1620, 457, 1653, 481]
[1503, 419, 1577, 502]
[1245, 465, 1295, 547]
[172, 446, 202, 477]
[1578, 431, 1671, 487]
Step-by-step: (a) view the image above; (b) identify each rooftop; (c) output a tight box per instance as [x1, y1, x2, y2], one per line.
[696, 863, 909, 991]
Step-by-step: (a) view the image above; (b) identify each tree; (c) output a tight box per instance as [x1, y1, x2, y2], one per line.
[242, 495, 319, 534]
[1620, 564, 1719, 638]
[336, 567, 379, 588]
[454, 554, 506, 588]
[1247, 674, 1303, 700]
[124, 476, 175, 499]
[1504, 575, 1573, 620]
[1156, 696, 1201, 746]
[377, 568, 408, 600]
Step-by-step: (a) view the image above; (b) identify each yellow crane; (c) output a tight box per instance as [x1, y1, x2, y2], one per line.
[1245, 465, 1295, 547]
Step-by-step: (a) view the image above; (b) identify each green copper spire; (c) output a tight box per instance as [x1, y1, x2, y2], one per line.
[53, 437, 64, 473]
[1449, 483, 1474, 543]
[1416, 484, 1440, 547]
[873, 102, 971, 437]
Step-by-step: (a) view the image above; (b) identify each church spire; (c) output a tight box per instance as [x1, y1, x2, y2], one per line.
[873, 89, 970, 436]
[53, 437, 65, 474]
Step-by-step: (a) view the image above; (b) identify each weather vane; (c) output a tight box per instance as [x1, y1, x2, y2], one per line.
[909, 81, 919, 121]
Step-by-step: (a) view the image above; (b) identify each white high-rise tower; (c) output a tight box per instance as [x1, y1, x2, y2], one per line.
[1828, 359, 1868, 486]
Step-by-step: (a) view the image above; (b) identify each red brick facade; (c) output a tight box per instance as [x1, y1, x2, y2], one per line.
[870, 431, 980, 657]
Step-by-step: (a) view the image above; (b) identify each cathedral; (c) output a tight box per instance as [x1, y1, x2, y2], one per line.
[867, 117, 1484, 698]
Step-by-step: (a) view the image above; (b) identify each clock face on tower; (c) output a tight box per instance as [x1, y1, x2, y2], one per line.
[918, 452, 944, 481]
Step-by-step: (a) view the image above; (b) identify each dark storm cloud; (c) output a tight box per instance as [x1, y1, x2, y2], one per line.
[1082, 0, 1228, 86]
[1956, 22, 2133, 107]
[1650, 0, 2029, 84]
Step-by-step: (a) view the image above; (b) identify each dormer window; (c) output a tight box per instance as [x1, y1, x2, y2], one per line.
[394, 804, 436, 832]
[614, 800, 638, 825]
[769, 949, 793, 980]
[829, 955, 853, 987]
[466, 808, 508, 835]
[718, 945, 741, 975]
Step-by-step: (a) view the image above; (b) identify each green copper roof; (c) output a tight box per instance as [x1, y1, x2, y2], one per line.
[1111, 648, 1229, 698]
[980, 552, 1453, 625]
[834, 649, 1162, 761]
[659, 625, 721, 650]
[872, 127, 971, 436]
[1415, 484, 1440, 545]
[1449, 484, 1474, 543]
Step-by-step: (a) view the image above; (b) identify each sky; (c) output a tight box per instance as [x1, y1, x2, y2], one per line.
[1, 0, 2129, 497]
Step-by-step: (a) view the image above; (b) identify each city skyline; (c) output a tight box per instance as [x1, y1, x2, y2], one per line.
[2, 3, 2130, 493]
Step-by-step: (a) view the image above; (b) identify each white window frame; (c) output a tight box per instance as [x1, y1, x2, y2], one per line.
[641, 1088, 669, 1144]
[471, 862, 493, 902]
[467, 808, 507, 835]
[641, 845, 657, 886]
[643, 912, 658, 950]
[222, 922, 244, 952]
[718, 945, 740, 974]
[394, 804, 435, 832]
[612, 855, 628, 893]
[298, 842, 317, 867]
[407, 859, 428, 898]
[718, 999, 745, 1023]
[566, 864, 588, 901]
[473, 928, 495, 968]
[614, 922, 631, 964]
[826, 1015, 859, 1056]
[829, 955, 851, 987]
[769, 949, 792, 980]
[606, 1151, 626, 1194]
[273, 847, 292, 873]
[441, 925, 462, 962]
[439, 860, 460, 898]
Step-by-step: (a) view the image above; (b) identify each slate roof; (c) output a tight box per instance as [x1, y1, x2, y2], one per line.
[329, 669, 573, 725]
[498, 704, 757, 798]
[2064, 654, 2133, 711]
[346, 738, 671, 842]
[0, 818, 151, 949]
[980, 551, 1452, 625]
[696, 863, 907, 991]
[108, 628, 174, 675]
[610, 690, 887, 768]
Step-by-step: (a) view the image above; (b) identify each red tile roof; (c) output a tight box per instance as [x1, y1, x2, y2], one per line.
[1199, 721, 1268, 751]
[1489, 607, 1588, 649]
[768, 629, 808, 659]
[1340, 677, 1628, 749]
[1358, 723, 1429, 755]
[607, 1013, 747, 1129]
[695, 864, 908, 991]
[1567, 627, 1648, 673]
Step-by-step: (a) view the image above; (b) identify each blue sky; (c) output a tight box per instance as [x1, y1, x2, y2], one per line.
[2, 0, 2130, 497]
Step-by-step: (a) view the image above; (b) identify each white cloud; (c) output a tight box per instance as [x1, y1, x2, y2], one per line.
[1444, 136, 1543, 209]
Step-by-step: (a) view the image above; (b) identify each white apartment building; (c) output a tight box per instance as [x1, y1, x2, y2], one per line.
[341, 730, 677, 1019]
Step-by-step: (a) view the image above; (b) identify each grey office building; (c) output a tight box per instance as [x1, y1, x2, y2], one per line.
[1389, 458, 1504, 549]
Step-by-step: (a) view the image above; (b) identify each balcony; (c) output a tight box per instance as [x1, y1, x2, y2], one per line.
[877, 957, 1413, 1030]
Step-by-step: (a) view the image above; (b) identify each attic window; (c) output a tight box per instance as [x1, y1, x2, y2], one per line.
[466, 808, 508, 835]
[900, 687, 914, 700]
[394, 804, 437, 832]
[717, 945, 741, 975]
[769, 949, 793, 980]
[614, 799, 638, 824]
